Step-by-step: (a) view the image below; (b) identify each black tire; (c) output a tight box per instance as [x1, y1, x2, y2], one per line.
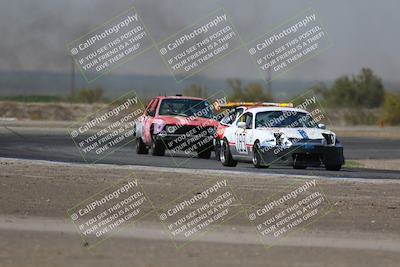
[136, 137, 148, 154]
[253, 141, 269, 168]
[293, 165, 307, 169]
[325, 164, 342, 171]
[151, 140, 165, 156]
[293, 154, 307, 169]
[215, 138, 221, 161]
[220, 139, 237, 167]
[198, 148, 212, 159]
[132, 123, 136, 137]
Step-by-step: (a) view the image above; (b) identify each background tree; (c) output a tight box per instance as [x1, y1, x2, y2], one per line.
[381, 92, 400, 125]
[321, 68, 384, 108]
[227, 79, 273, 102]
[68, 86, 104, 103]
[183, 84, 208, 98]
[354, 68, 385, 108]
[226, 79, 244, 101]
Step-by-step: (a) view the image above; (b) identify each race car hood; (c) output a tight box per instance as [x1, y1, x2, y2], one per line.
[257, 127, 334, 140]
[157, 115, 219, 127]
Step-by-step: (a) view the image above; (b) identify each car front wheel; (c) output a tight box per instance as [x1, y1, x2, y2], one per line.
[220, 139, 237, 167]
[253, 141, 269, 168]
[151, 140, 165, 156]
[136, 137, 149, 154]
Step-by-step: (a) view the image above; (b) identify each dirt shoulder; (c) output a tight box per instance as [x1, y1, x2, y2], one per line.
[347, 159, 400, 171]
[332, 126, 400, 139]
[0, 101, 106, 121]
[1, 157, 399, 235]
[1, 158, 400, 267]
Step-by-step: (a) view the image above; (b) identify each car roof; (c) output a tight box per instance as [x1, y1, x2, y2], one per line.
[156, 96, 206, 101]
[245, 106, 308, 114]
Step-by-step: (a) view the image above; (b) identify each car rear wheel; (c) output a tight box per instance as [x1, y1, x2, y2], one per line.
[220, 139, 237, 167]
[136, 137, 148, 154]
[325, 164, 342, 171]
[253, 141, 269, 168]
[198, 148, 212, 159]
[151, 140, 165, 156]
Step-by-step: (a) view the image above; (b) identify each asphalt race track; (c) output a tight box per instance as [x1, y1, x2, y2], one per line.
[1, 126, 400, 267]
[0, 126, 399, 180]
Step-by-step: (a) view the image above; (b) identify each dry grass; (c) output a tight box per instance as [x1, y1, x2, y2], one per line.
[0, 101, 106, 121]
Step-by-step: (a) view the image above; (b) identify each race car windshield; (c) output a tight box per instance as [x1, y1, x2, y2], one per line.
[158, 99, 214, 118]
[255, 111, 318, 128]
[219, 107, 244, 124]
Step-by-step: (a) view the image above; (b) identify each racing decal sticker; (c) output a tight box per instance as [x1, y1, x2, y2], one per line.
[235, 132, 248, 154]
[297, 129, 309, 139]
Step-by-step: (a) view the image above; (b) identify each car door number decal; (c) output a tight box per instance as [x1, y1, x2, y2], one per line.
[236, 132, 247, 154]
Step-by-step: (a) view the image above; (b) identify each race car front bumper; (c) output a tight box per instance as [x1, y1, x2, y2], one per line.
[258, 141, 344, 167]
[154, 132, 214, 152]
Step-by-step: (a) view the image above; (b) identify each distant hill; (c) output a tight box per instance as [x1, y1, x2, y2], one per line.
[0, 70, 399, 100]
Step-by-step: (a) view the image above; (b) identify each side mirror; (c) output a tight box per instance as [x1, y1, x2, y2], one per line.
[237, 121, 246, 129]
[318, 123, 326, 129]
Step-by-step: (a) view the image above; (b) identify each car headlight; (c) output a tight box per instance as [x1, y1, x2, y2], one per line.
[207, 127, 216, 135]
[273, 133, 292, 148]
[261, 136, 276, 147]
[322, 133, 336, 146]
[165, 125, 177, 134]
[280, 134, 292, 148]
[153, 120, 166, 134]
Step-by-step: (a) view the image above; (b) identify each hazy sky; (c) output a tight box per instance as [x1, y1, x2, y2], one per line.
[0, 0, 399, 82]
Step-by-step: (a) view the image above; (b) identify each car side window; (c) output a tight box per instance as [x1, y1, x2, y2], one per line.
[245, 113, 253, 129]
[237, 114, 245, 124]
[236, 108, 244, 119]
[237, 112, 253, 129]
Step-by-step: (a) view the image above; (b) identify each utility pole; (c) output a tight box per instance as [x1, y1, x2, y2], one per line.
[70, 55, 75, 99]
[267, 59, 272, 98]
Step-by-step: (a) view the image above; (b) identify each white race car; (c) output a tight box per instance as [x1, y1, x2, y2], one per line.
[219, 105, 344, 170]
